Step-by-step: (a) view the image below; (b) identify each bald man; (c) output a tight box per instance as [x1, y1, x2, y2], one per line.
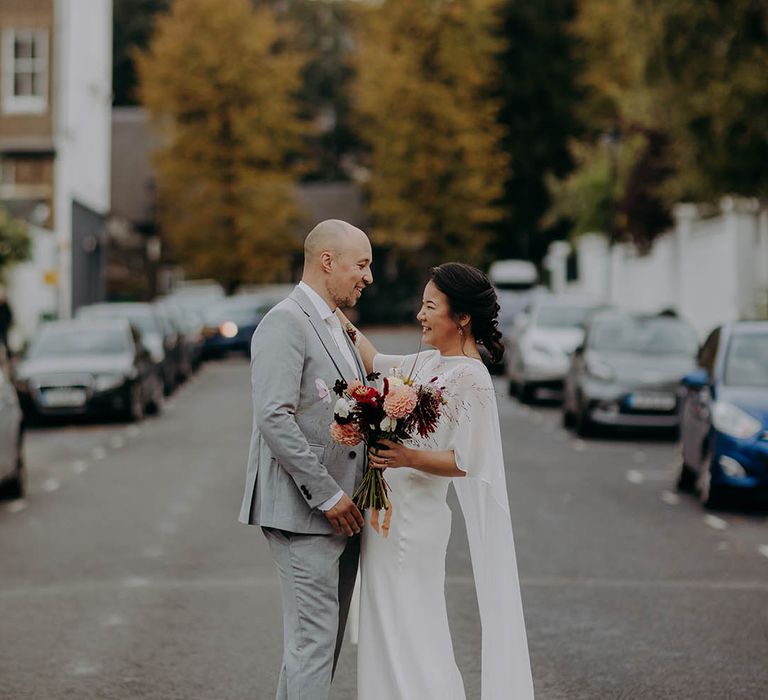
[239, 220, 373, 700]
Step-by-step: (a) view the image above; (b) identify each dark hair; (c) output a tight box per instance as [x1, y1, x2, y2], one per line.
[429, 262, 504, 365]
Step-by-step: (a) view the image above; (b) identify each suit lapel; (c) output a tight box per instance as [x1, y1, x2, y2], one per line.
[343, 329, 367, 385]
[289, 288, 357, 384]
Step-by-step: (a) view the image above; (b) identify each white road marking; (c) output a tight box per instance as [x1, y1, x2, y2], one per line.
[69, 661, 99, 676]
[71, 460, 88, 474]
[572, 440, 586, 452]
[660, 491, 680, 505]
[165, 401, 176, 411]
[142, 545, 164, 559]
[626, 470, 645, 484]
[6, 500, 28, 514]
[91, 447, 107, 460]
[109, 436, 126, 449]
[125, 426, 141, 438]
[704, 515, 728, 531]
[41, 478, 60, 493]
[758, 545, 768, 560]
[716, 541, 730, 551]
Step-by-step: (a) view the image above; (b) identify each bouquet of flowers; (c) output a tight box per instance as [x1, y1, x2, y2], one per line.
[326, 369, 445, 536]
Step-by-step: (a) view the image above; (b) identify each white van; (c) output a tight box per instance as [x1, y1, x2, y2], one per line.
[487, 259, 538, 291]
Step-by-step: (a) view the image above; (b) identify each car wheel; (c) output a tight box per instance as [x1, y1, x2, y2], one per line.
[519, 382, 535, 404]
[562, 408, 575, 429]
[1, 430, 25, 500]
[575, 403, 594, 438]
[676, 461, 696, 492]
[507, 379, 517, 398]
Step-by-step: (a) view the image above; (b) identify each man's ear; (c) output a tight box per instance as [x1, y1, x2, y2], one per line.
[319, 251, 334, 273]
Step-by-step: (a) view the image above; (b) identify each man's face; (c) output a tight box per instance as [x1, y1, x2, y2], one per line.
[326, 235, 373, 308]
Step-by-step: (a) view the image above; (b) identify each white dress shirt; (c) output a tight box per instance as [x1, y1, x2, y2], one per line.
[297, 281, 357, 512]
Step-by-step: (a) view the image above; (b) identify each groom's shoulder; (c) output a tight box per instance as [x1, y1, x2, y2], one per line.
[256, 297, 307, 335]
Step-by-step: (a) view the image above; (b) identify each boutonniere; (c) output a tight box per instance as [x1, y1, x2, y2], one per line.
[344, 322, 358, 345]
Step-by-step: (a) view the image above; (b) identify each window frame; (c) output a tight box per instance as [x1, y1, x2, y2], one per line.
[2, 27, 49, 115]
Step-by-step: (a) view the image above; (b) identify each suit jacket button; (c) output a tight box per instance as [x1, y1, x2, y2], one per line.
[349, 451, 356, 459]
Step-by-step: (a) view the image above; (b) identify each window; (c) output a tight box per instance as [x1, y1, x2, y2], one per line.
[0, 159, 14, 186]
[2, 28, 49, 114]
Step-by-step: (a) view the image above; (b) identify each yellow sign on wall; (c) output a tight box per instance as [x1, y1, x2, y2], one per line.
[43, 270, 59, 286]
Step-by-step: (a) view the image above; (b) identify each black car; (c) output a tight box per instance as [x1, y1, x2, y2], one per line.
[14, 319, 163, 423]
[77, 302, 178, 395]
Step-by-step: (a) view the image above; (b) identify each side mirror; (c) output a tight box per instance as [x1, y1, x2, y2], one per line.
[682, 369, 709, 389]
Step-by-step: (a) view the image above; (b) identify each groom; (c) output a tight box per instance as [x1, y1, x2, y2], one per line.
[239, 219, 372, 699]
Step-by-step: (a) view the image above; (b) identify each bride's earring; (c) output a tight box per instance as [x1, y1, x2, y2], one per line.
[458, 326, 464, 337]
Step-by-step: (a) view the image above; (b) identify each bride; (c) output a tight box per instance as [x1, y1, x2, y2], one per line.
[338, 262, 534, 700]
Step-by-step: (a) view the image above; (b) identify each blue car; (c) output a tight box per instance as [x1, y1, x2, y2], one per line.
[678, 321, 768, 507]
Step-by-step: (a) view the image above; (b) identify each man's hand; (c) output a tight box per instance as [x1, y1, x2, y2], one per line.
[323, 494, 364, 536]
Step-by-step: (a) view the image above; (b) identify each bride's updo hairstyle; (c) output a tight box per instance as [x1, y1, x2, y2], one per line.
[429, 262, 504, 365]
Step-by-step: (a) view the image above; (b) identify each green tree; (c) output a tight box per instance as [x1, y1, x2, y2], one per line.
[136, 0, 306, 290]
[113, 0, 170, 106]
[352, 0, 507, 267]
[494, 0, 582, 262]
[551, 0, 768, 251]
[0, 206, 31, 282]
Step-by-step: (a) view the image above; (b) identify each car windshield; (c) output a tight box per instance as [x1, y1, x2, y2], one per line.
[28, 329, 131, 358]
[81, 308, 161, 336]
[723, 333, 768, 387]
[589, 317, 698, 355]
[536, 305, 594, 329]
[205, 303, 260, 326]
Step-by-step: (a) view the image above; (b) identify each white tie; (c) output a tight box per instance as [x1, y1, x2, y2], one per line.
[326, 315, 359, 378]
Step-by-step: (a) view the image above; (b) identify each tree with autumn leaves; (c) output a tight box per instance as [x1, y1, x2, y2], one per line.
[352, 0, 507, 268]
[136, 0, 306, 291]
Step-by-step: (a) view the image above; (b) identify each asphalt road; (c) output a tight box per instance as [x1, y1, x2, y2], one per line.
[1, 328, 767, 699]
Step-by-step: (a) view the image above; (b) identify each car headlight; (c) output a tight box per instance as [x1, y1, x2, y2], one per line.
[712, 401, 762, 439]
[220, 321, 239, 338]
[586, 358, 614, 382]
[94, 374, 126, 392]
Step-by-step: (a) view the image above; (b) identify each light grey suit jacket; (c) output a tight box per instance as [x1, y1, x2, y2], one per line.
[239, 286, 366, 534]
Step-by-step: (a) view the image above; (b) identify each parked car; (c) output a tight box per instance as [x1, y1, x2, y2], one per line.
[202, 287, 291, 358]
[678, 321, 768, 507]
[0, 361, 24, 499]
[563, 311, 699, 436]
[76, 302, 178, 395]
[504, 296, 604, 401]
[14, 319, 163, 423]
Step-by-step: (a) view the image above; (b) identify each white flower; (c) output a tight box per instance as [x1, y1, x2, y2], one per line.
[315, 378, 331, 404]
[380, 416, 397, 432]
[334, 397, 352, 418]
[387, 374, 404, 388]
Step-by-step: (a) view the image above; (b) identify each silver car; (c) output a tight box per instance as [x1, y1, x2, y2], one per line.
[563, 311, 699, 436]
[0, 361, 24, 499]
[504, 296, 603, 401]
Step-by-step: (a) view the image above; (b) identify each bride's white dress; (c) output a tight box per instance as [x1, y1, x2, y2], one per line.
[357, 350, 534, 700]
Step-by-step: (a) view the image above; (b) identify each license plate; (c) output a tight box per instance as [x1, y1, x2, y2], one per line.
[627, 392, 676, 411]
[42, 388, 87, 407]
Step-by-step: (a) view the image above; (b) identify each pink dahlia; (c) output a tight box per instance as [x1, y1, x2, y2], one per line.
[330, 421, 362, 446]
[383, 385, 418, 419]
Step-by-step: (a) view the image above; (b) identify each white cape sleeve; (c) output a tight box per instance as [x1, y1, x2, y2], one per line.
[449, 365, 535, 699]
